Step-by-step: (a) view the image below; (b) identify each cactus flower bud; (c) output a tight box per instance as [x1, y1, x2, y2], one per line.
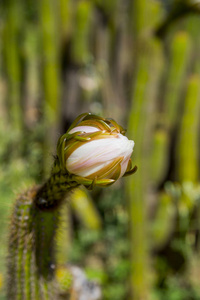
[57, 113, 136, 189]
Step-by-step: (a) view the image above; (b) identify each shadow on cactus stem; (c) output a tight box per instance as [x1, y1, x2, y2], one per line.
[7, 113, 137, 300]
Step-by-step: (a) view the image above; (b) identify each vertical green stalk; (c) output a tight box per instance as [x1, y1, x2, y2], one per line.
[3, 0, 23, 132]
[59, 0, 71, 39]
[126, 37, 163, 300]
[164, 32, 191, 129]
[40, 0, 60, 117]
[126, 47, 149, 297]
[39, 0, 61, 176]
[151, 192, 176, 251]
[35, 209, 59, 281]
[176, 75, 200, 182]
[131, 0, 147, 37]
[71, 0, 93, 65]
[185, 16, 200, 74]
[56, 203, 72, 266]
[150, 128, 169, 186]
[0, 6, 7, 123]
[7, 188, 36, 300]
[70, 188, 101, 229]
[7, 157, 79, 300]
[23, 25, 40, 129]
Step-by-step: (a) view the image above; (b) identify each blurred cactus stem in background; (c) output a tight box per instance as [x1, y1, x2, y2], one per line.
[176, 75, 200, 183]
[70, 187, 102, 230]
[3, 0, 23, 133]
[127, 0, 165, 298]
[71, 0, 92, 65]
[164, 32, 191, 130]
[7, 113, 137, 300]
[39, 0, 62, 177]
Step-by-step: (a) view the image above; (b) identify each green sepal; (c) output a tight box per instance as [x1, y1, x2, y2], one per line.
[123, 165, 138, 177]
[71, 174, 115, 188]
[67, 112, 89, 133]
[83, 114, 104, 121]
[74, 135, 91, 141]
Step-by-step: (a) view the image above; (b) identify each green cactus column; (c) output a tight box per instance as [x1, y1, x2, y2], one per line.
[126, 48, 149, 300]
[39, 0, 61, 177]
[2, 0, 23, 131]
[150, 191, 176, 252]
[8, 188, 39, 300]
[176, 75, 200, 182]
[59, 0, 71, 39]
[164, 32, 191, 130]
[150, 128, 169, 187]
[7, 156, 79, 300]
[7, 188, 62, 300]
[126, 36, 163, 300]
[71, 0, 93, 66]
[40, 0, 60, 117]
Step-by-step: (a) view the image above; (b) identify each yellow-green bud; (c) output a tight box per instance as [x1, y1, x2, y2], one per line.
[57, 113, 136, 189]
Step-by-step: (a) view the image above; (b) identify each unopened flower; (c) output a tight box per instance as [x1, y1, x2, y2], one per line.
[57, 113, 136, 189]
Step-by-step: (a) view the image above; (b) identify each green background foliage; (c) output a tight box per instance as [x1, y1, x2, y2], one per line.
[1, 0, 200, 299]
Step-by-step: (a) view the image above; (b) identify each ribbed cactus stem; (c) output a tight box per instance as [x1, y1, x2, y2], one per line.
[8, 188, 37, 300]
[34, 209, 59, 281]
[151, 192, 176, 251]
[150, 128, 169, 186]
[164, 32, 191, 129]
[35, 156, 79, 209]
[3, 0, 23, 132]
[7, 156, 79, 300]
[176, 75, 200, 182]
[71, 0, 92, 65]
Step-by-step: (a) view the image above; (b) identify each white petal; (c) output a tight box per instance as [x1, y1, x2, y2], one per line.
[69, 126, 100, 134]
[66, 133, 134, 177]
[120, 156, 132, 177]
